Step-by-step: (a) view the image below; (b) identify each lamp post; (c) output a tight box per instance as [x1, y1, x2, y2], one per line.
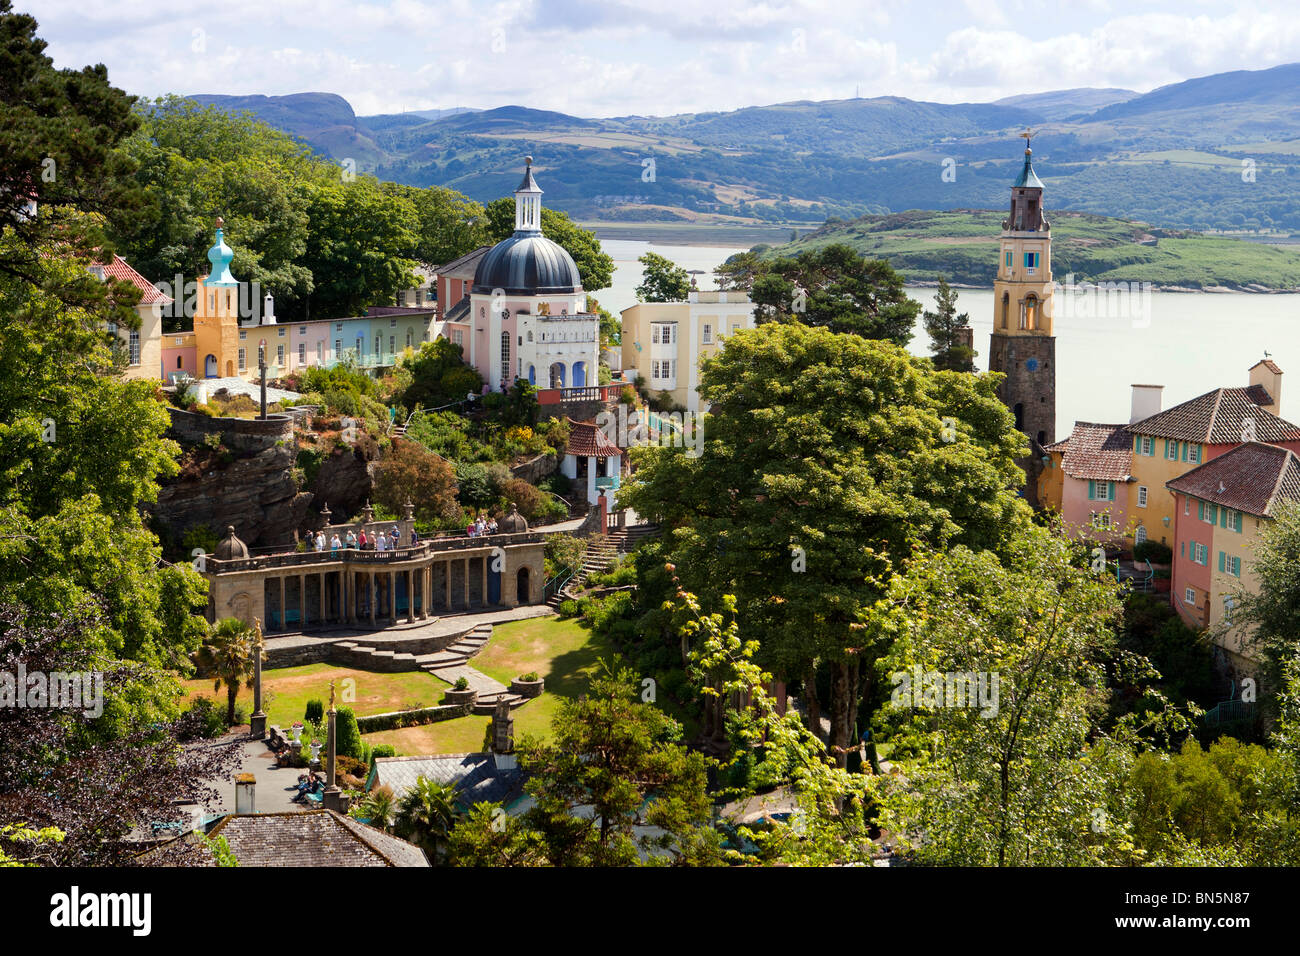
[250, 618, 266, 739]
[257, 343, 268, 421]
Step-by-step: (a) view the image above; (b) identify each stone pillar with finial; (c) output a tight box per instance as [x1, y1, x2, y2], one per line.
[258, 343, 268, 420]
[250, 617, 266, 739]
[491, 697, 516, 770]
[320, 501, 331, 532]
[323, 680, 344, 811]
[363, 500, 374, 524]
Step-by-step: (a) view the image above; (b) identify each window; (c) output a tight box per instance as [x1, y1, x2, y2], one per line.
[1024, 252, 1040, 269]
[1233, 511, 1243, 533]
[239, 330, 248, 340]
[1137, 485, 1148, 507]
[406, 330, 413, 348]
[1196, 543, 1208, 565]
[1135, 525, 1148, 544]
[299, 326, 307, 335]
[702, 324, 712, 344]
[1184, 587, 1196, 606]
[1091, 511, 1111, 529]
[1004, 250, 1012, 268]
[277, 327, 285, 337]
[452, 330, 464, 346]
[336, 323, 343, 332]
[500, 330, 510, 375]
[390, 318, 398, 328]
[1184, 497, 1190, 516]
[276, 345, 284, 366]
[652, 360, 661, 378]
[238, 348, 246, 371]
[128, 330, 140, 365]
[317, 342, 324, 362]
[375, 335, 382, 356]
[1087, 480, 1114, 501]
[1141, 436, 1153, 456]
[334, 339, 342, 357]
[1224, 596, 1235, 624]
[1189, 444, 1201, 463]
[1165, 440, 1178, 460]
[389, 335, 396, 354]
[1230, 555, 1241, 577]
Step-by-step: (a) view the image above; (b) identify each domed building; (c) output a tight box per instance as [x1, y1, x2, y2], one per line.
[466, 158, 601, 392]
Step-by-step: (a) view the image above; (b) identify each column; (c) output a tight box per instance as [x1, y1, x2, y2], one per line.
[444, 560, 452, 610]
[319, 572, 326, 623]
[462, 558, 470, 609]
[369, 573, 376, 625]
[299, 574, 306, 627]
[480, 556, 488, 606]
[346, 570, 356, 624]
[278, 577, 286, 631]
[406, 569, 416, 623]
[388, 571, 396, 621]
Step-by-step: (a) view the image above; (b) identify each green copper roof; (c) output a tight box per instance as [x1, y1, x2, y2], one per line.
[206, 225, 238, 286]
[1013, 149, 1044, 189]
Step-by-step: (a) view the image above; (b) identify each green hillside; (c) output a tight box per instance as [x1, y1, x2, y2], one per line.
[770, 209, 1300, 291]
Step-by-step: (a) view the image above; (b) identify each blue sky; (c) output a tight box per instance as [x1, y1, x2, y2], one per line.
[21, 0, 1300, 117]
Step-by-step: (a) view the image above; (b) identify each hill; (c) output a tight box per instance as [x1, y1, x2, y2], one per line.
[769, 209, 1300, 292]
[187, 62, 1300, 234]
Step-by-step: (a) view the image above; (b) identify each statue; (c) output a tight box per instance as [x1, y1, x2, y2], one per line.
[249, 617, 267, 739]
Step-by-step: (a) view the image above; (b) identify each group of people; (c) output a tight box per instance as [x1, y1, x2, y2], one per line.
[291, 771, 324, 803]
[466, 515, 499, 537]
[310, 523, 420, 554]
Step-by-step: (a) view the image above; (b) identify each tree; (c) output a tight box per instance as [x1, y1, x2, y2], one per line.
[373, 441, 459, 527]
[0, 0, 147, 312]
[1231, 499, 1300, 706]
[713, 250, 762, 291]
[865, 529, 1181, 866]
[395, 776, 462, 864]
[0, 606, 239, 866]
[508, 661, 721, 866]
[401, 339, 483, 411]
[196, 618, 258, 725]
[484, 197, 614, 292]
[922, 277, 976, 372]
[619, 323, 1028, 765]
[352, 785, 397, 833]
[746, 244, 920, 345]
[635, 251, 690, 302]
[382, 181, 488, 268]
[335, 707, 364, 760]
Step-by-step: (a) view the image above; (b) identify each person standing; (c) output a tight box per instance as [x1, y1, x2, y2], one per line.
[330, 534, 341, 552]
[377, 531, 388, 552]
[345, 530, 357, 549]
[359, 529, 368, 550]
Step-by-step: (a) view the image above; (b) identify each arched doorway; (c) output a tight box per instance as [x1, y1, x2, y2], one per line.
[549, 362, 565, 388]
[1135, 525, 1148, 545]
[572, 361, 587, 388]
[516, 566, 530, 604]
[1001, 292, 1010, 329]
[1013, 402, 1024, 431]
[204, 354, 217, 378]
[1024, 295, 1038, 330]
[225, 359, 234, 376]
[528, 364, 536, 385]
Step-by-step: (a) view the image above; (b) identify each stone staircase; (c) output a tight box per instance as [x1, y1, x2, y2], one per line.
[416, 623, 493, 675]
[544, 524, 660, 608]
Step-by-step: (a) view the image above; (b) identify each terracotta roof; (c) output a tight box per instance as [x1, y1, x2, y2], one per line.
[1251, 358, 1283, 375]
[1042, 437, 1070, 454]
[1166, 442, 1300, 517]
[102, 255, 171, 306]
[204, 810, 429, 867]
[565, 418, 623, 459]
[1058, 422, 1133, 481]
[1127, 387, 1299, 443]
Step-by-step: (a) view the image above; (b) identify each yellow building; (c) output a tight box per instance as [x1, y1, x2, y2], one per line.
[192, 218, 248, 379]
[100, 255, 171, 380]
[620, 290, 754, 412]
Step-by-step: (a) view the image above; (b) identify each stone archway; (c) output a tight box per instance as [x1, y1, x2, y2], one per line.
[516, 566, 531, 604]
[204, 354, 218, 377]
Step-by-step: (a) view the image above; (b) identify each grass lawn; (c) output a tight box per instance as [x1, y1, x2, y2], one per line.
[181, 664, 446, 730]
[364, 615, 615, 755]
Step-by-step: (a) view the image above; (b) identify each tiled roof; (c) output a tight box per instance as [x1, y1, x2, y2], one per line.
[1128, 387, 1299, 443]
[1058, 422, 1133, 481]
[102, 255, 171, 306]
[565, 418, 623, 459]
[434, 246, 491, 279]
[1166, 442, 1300, 517]
[371, 754, 526, 807]
[366, 306, 433, 316]
[204, 810, 429, 867]
[1042, 436, 1070, 454]
[1251, 358, 1283, 375]
[443, 297, 470, 324]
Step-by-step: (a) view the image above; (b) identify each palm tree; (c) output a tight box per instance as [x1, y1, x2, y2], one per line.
[394, 776, 462, 863]
[196, 618, 257, 726]
[354, 785, 397, 832]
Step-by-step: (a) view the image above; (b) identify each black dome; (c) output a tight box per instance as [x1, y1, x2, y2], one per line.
[471, 233, 582, 295]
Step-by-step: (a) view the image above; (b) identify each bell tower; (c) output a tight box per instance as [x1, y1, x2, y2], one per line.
[989, 131, 1055, 507]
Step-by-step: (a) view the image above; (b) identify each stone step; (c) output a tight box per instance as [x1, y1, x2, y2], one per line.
[472, 693, 527, 715]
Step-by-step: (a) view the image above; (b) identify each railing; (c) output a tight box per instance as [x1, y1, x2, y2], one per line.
[1203, 699, 1255, 726]
[542, 566, 577, 603]
[205, 531, 545, 574]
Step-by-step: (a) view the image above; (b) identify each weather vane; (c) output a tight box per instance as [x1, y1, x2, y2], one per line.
[1021, 128, 1037, 149]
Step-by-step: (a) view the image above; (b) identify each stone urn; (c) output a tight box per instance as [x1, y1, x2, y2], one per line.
[309, 741, 323, 764]
[511, 675, 545, 699]
[289, 722, 303, 742]
[443, 687, 478, 707]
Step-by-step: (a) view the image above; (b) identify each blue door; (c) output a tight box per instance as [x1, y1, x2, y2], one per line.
[488, 566, 501, 605]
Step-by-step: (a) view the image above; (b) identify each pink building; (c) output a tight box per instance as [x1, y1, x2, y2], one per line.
[1048, 421, 1133, 542]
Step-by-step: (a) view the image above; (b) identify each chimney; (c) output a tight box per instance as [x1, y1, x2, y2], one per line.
[1249, 358, 1282, 409]
[1130, 384, 1163, 425]
[235, 773, 256, 814]
[491, 698, 516, 771]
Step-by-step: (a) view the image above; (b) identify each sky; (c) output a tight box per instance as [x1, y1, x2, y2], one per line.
[21, 0, 1300, 118]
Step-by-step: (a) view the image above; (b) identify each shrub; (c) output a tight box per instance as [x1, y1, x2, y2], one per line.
[178, 696, 227, 741]
[1134, 540, 1173, 564]
[371, 744, 397, 759]
[304, 699, 324, 725]
[454, 676, 470, 691]
[556, 599, 580, 618]
[336, 707, 364, 760]
[519, 671, 540, 682]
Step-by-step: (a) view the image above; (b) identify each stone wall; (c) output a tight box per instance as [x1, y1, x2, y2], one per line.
[165, 407, 293, 454]
[510, 451, 558, 485]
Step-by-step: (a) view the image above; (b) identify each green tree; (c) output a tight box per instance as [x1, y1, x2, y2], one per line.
[372, 440, 459, 527]
[335, 707, 364, 761]
[619, 323, 1028, 764]
[513, 661, 721, 866]
[382, 181, 488, 267]
[195, 618, 258, 725]
[1231, 499, 1300, 706]
[747, 243, 920, 345]
[635, 251, 690, 302]
[484, 197, 614, 292]
[401, 339, 483, 411]
[352, 785, 397, 833]
[922, 276, 976, 372]
[394, 776, 462, 864]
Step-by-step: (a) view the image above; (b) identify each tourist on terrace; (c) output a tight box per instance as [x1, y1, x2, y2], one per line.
[345, 530, 357, 549]
[359, 530, 368, 550]
[376, 532, 388, 552]
[466, 519, 476, 537]
[316, 531, 326, 551]
[391, 524, 401, 548]
[409, 527, 420, 545]
[330, 534, 341, 552]
[488, 517, 499, 535]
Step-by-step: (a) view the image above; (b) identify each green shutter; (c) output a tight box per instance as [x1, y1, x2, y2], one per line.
[1134, 435, 1140, 452]
[1235, 512, 1243, 533]
[1197, 500, 1204, 520]
[1233, 557, 1241, 576]
[1088, 480, 1095, 500]
[1218, 551, 1225, 572]
[1181, 442, 1188, 461]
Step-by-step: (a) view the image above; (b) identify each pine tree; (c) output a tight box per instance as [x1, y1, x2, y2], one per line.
[924, 277, 977, 372]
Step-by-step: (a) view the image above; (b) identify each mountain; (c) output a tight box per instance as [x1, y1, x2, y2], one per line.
[186, 63, 1300, 233]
